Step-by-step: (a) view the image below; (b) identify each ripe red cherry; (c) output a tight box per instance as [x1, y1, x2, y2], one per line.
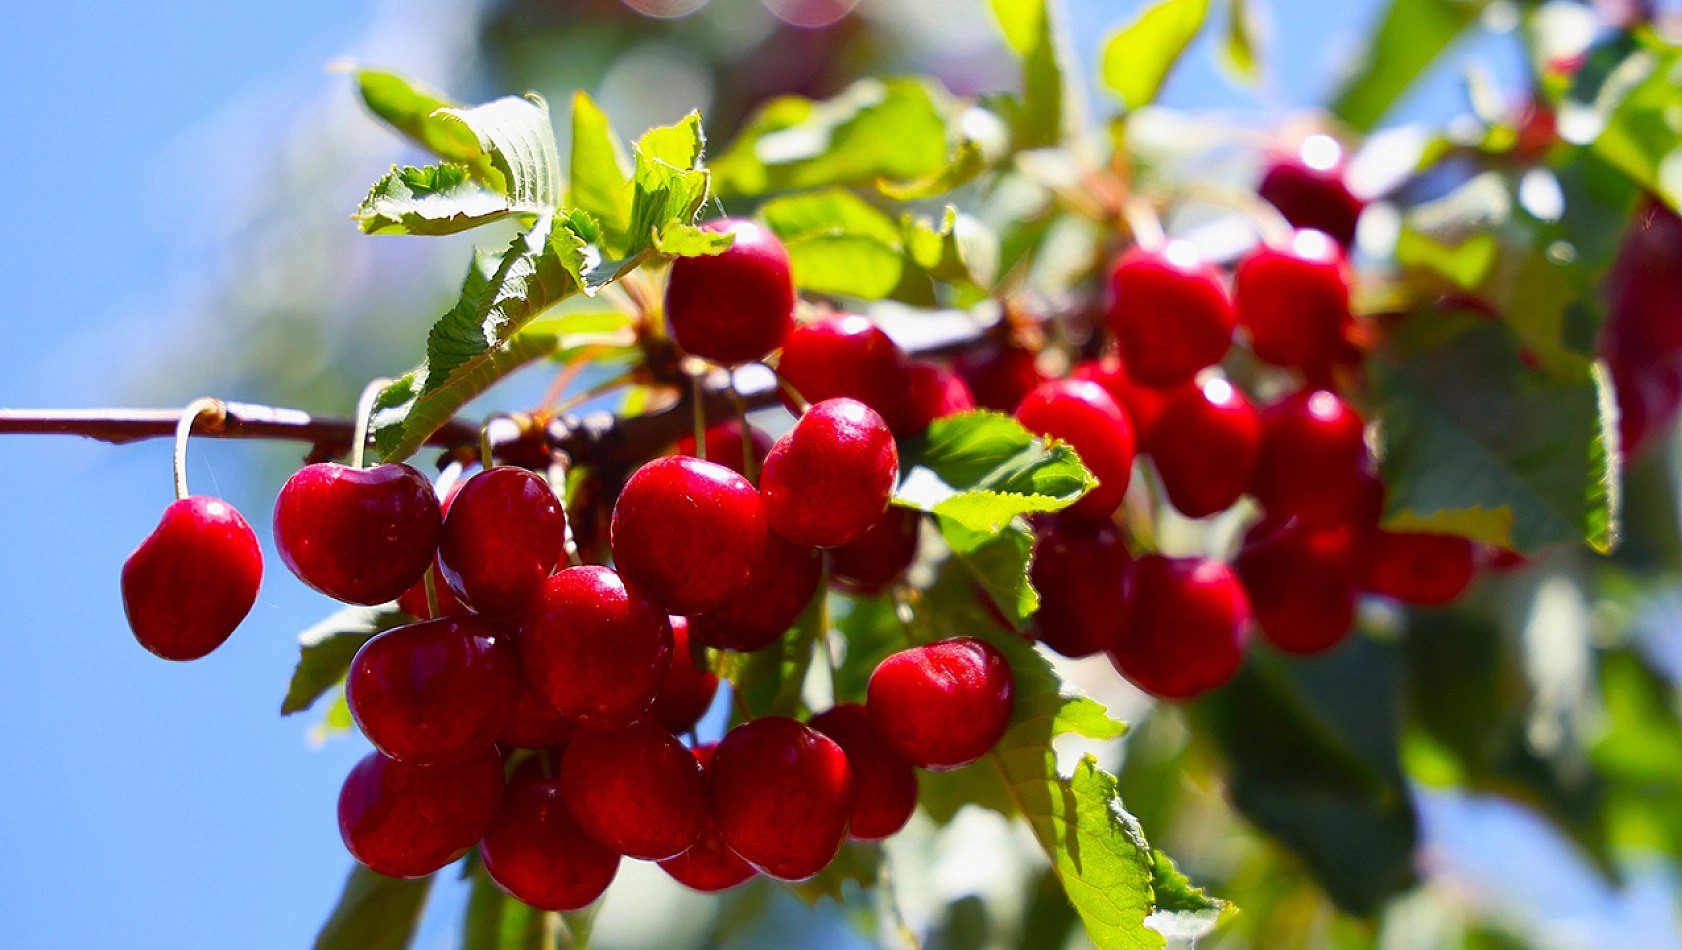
[1234, 230, 1353, 374]
[122, 496, 262, 661]
[1601, 196, 1682, 455]
[688, 531, 823, 651]
[437, 466, 567, 617]
[659, 744, 757, 892]
[517, 566, 673, 729]
[867, 637, 1014, 771]
[480, 767, 620, 911]
[675, 420, 772, 483]
[650, 617, 721, 734]
[829, 507, 921, 591]
[778, 313, 916, 432]
[1071, 357, 1181, 448]
[1236, 525, 1357, 654]
[1250, 389, 1369, 531]
[907, 360, 977, 432]
[346, 615, 522, 764]
[1149, 378, 1261, 518]
[809, 703, 917, 841]
[1014, 379, 1137, 521]
[665, 218, 795, 365]
[1359, 531, 1477, 606]
[760, 398, 900, 549]
[611, 456, 768, 615]
[954, 343, 1044, 413]
[337, 747, 504, 879]
[497, 675, 579, 750]
[1110, 556, 1250, 699]
[273, 462, 442, 605]
[1030, 517, 1130, 658]
[711, 717, 855, 881]
[561, 721, 708, 860]
[1257, 135, 1365, 248]
[1106, 242, 1236, 389]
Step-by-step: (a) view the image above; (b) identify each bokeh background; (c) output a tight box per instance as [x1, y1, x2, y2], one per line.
[1, 0, 1676, 947]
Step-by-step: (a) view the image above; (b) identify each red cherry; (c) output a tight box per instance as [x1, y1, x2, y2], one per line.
[659, 744, 758, 892]
[1110, 556, 1250, 700]
[688, 531, 823, 651]
[517, 566, 674, 729]
[497, 675, 580, 750]
[809, 703, 917, 841]
[829, 506, 921, 592]
[1250, 389, 1369, 531]
[121, 496, 262, 661]
[561, 721, 708, 860]
[711, 717, 855, 881]
[1014, 379, 1136, 521]
[1234, 230, 1353, 373]
[337, 748, 504, 879]
[1601, 196, 1682, 455]
[611, 456, 768, 615]
[1149, 378, 1261, 518]
[273, 462, 442, 605]
[1070, 357, 1181, 448]
[347, 615, 523, 765]
[1106, 243, 1235, 389]
[1236, 526, 1357, 654]
[1606, 356, 1682, 458]
[649, 617, 721, 734]
[1359, 531, 1477, 606]
[396, 574, 467, 620]
[675, 420, 773, 484]
[437, 466, 567, 617]
[778, 314, 916, 433]
[954, 343, 1044, 414]
[761, 398, 900, 549]
[1030, 517, 1130, 658]
[1257, 137, 1365, 247]
[480, 767, 620, 911]
[665, 218, 796, 365]
[867, 637, 1014, 771]
[906, 360, 977, 432]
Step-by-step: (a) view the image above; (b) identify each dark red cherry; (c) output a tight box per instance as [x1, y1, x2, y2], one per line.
[497, 675, 580, 750]
[1601, 195, 1682, 455]
[1110, 556, 1250, 699]
[829, 506, 921, 592]
[611, 456, 768, 615]
[1234, 230, 1352, 374]
[1236, 525, 1357, 654]
[665, 218, 796, 365]
[761, 398, 900, 549]
[906, 360, 977, 432]
[480, 767, 620, 911]
[1106, 242, 1235, 389]
[273, 462, 442, 605]
[1257, 136, 1365, 248]
[809, 703, 917, 841]
[122, 496, 262, 661]
[1359, 531, 1477, 606]
[778, 314, 916, 433]
[337, 748, 504, 879]
[649, 617, 721, 734]
[659, 744, 757, 892]
[675, 420, 773, 484]
[954, 343, 1044, 414]
[867, 637, 1014, 771]
[1030, 517, 1130, 658]
[1070, 357, 1181, 448]
[517, 566, 674, 729]
[711, 717, 855, 881]
[1250, 389, 1369, 531]
[1605, 356, 1682, 458]
[1014, 379, 1136, 521]
[1150, 378, 1261, 519]
[438, 466, 567, 617]
[561, 721, 708, 860]
[347, 615, 522, 765]
[688, 531, 823, 651]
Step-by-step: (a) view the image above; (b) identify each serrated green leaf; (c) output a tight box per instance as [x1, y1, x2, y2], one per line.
[786, 841, 880, 905]
[624, 114, 710, 259]
[1218, 0, 1260, 86]
[435, 95, 563, 211]
[654, 222, 736, 257]
[568, 91, 634, 251]
[760, 188, 904, 299]
[282, 605, 410, 715]
[877, 140, 986, 201]
[1100, 0, 1210, 111]
[898, 410, 1095, 531]
[1330, 0, 1490, 132]
[355, 163, 514, 236]
[938, 516, 1040, 628]
[356, 70, 488, 171]
[312, 865, 433, 950]
[1146, 849, 1230, 941]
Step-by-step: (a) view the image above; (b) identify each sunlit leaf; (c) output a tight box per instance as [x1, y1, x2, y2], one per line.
[1330, 0, 1490, 131]
[282, 605, 409, 715]
[568, 91, 634, 252]
[355, 164, 514, 236]
[1100, 0, 1210, 111]
[760, 188, 905, 299]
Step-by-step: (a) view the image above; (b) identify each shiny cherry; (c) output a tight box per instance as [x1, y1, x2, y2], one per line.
[1250, 389, 1369, 531]
[829, 506, 921, 592]
[711, 716, 855, 881]
[1601, 196, 1682, 455]
[611, 456, 768, 615]
[665, 218, 796, 365]
[1030, 517, 1130, 658]
[906, 360, 977, 432]
[809, 703, 917, 841]
[1110, 555, 1250, 699]
[867, 637, 1014, 771]
[1359, 531, 1477, 606]
[1106, 242, 1236, 389]
[1257, 136, 1365, 247]
[497, 674, 580, 750]
[659, 744, 758, 892]
[1237, 525, 1357, 654]
[1071, 357, 1181, 449]
[688, 531, 823, 651]
[122, 496, 262, 661]
[675, 420, 772, 484]
[337, 747, 504, 879]
[1150, 378, 1261, 518]
[649, 617, 721, 734]
[761, 398, 900, 549]
[273, 462, 442, 605]
[397, 479, 470, 619]
[480, 767, 620, 911]
[954, 343, 1044, 414]
[1234, 230, 1353, 374]
[561, 720, 708, 860]
[1014, 379, 1136, 521]
[438, 466, 567, 617]
[777, 313, 916, 433]
[517, 565, 673, 729]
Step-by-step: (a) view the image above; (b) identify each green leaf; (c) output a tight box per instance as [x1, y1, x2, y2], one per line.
[831, 593, 910, 706]
[786, 841, 880, 905]
[939, 516, 1040, 628]
[1394, 229, 1498, 290]
[898, 410, 1095, 532]
[624, 114, 710, 259]
[876, 140, 986, 201]
[567, 91, 633, 251]
[903, 206, 1000, 292]
[355, 164, 514, 236]
[355, 70, 487, 170]
[435, 95, 563, 210]
[1146, 849, 1230, 941]
[1329, 0, 1490, 132]
[654, 222, 736, 257]
[282, 605, 409, 715]
[717, 579, 825, 720]
[1100, 0, 1210, 111]
[1218, 0, 1261, 86]
[463, 859, 555, 950]
[312, 865, 433, 950]
[760, 188, 904, 299]
[1583, 41, 1682, 208]
[990, 0, 1069, 148]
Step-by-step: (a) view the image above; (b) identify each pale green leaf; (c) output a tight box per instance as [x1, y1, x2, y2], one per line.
[624, 114, 710, 259]
[355, 164, 513, 236]
[436, 94, 564, 210]
[568, 91, 634, 250]
[903, 206, 1001, 291]
[876, 140, 986, 201]
[1101, 0, 1210, 111]
[989, 0, 1069, 148]
[1330, 0, 1490, 132]
[1218, 0, 1261, 86]
[655, 222, 737, 257]
[760, 188, 905, 299]
[355, 70, 487, 170]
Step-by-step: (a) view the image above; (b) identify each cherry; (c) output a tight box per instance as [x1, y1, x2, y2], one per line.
[1359, 531, 1477, 606]
[829, 506, 921, 592]
[347, 615, 523, 765]
[611, 456, 768, 615]
[711, 716, 855, 881]
[498, 675, 579, 750]
[337, 747, 504, 879]
[561, 720, 708, 860]
[809, 703, 917, 841]
[675, 420, 772, 483]
[1149, 378, 1261, 519]
[1257, 136, 1365, 248]
[658, 744, 757, 892]
[867, 637, 1014, 771]
[1234, 230, 1352, 374]
[480, 766, 620, 911]
[1105, 242, 1235, 389]
[906, 360, 977, 432]
[777, 314, 916, 432]
[1606, 357, 1682, 458]
[273, 462, 442, 606]
[760, 398, 900, 549]
[649, 616, 721, 735]
[1600, 195, 1682, 455]
[1236, 525, 1357, 654]
[1109, 555, 1250, 700]
[688, 531, 823, 651]
[665, 218, 796, 365]
[517, 565, 673, 729]
[1070, 357, 1180, 448]
[1030, 516, 1130, 658]
[121, 496, 262, 661]
[1014, 379, 1136, 521]
[1250, 389, 1368, 531]
[437, 466, 567, 617]
[954, 343, 1044, 413]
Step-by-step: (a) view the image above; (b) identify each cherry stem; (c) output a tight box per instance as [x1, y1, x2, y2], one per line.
[1122, 195, 1167, 252]
[171, 397, 224, 501]
[730, 683, 754, 724]
[538, 747, 555, 780]
[731, 382, 758, 483]
[776, 375, 811, 414]
[479, 412, 520, 470]
[423, 565, 441, 620]
[350, 378, 393, 470]
[691, 373, 707, 460]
